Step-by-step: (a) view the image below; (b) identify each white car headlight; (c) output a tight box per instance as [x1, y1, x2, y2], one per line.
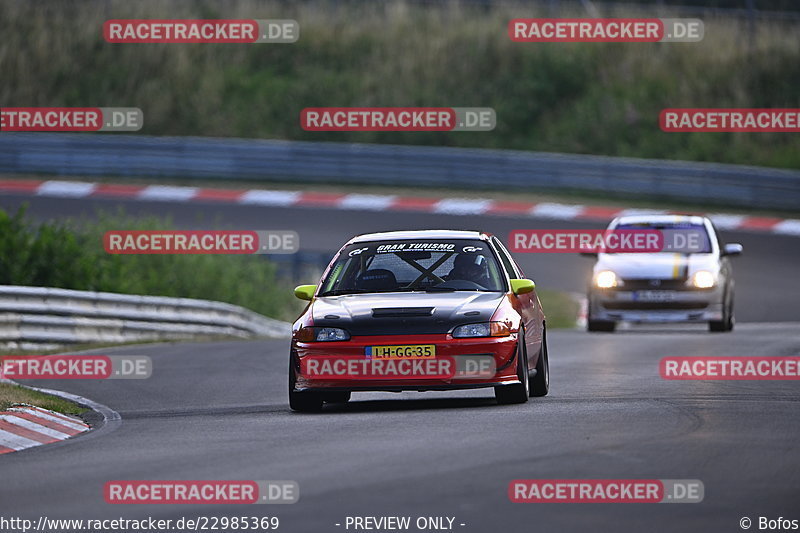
[594, 270, 619, 288]
[691, 270, 715, 289]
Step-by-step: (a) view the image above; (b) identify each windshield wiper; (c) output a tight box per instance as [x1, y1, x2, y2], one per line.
[320, 287, 489, 296]
[320, 288, 401, 297]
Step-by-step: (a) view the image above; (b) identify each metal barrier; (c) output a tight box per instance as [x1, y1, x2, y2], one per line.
[0, 285, 291, 349]
[0, 133, 798, 210]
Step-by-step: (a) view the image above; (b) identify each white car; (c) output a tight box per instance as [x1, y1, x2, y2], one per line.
[583, 215, 742, 333]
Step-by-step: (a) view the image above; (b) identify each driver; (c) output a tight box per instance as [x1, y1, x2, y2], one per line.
[446, 253, 490, 286]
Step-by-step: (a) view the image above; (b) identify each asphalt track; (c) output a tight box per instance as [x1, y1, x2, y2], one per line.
[1, 192, 799, 533]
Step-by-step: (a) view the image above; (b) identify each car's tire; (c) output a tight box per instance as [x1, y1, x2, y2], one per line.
[709, 290, 735, 333]
[495, 330, 530, 405]
[587, 319, 616, 332]
[321, 391, 351, 404]
[289, 361, 323, 412]
[529, 326, 549, 397]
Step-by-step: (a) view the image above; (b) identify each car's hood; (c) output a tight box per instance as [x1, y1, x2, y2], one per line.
[594, 253, 718, 279]
[311, 291, 505, 335]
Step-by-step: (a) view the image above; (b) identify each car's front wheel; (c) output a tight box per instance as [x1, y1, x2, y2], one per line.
[289, 360, 323, 412]
[529, 326, 549, 397]
[709, 290, 735, 333]
[495, 330, 530, 405]
[587, 296, 616, 332]
[587, 319, 616, 332]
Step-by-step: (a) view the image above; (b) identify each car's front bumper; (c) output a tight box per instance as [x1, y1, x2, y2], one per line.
[588, 285, 724, 323]
[291, 333, 520, 392]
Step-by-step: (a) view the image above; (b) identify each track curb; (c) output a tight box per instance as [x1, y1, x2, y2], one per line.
[2, 178, 799, 236]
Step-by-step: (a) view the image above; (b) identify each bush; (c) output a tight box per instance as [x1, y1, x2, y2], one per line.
[0, 207, 301, 321]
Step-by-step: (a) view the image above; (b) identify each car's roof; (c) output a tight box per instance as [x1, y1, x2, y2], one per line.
[347, 230, 490, 244]
[612, 214, 708, 226]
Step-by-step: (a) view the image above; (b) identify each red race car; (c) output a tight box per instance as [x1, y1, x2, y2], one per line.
[288, 230, 549, 411]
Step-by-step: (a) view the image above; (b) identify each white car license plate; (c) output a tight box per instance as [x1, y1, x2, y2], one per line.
[633, 290, 676, 302]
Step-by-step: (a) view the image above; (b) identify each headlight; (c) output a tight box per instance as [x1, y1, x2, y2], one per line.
[691, 270, 715, 289]
[452, 322, 512, 338]
[295, 326, 350, 342]
[594, 270, 619, 288]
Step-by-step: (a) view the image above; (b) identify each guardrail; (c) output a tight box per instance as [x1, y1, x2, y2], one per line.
[420, 0, 800, 22]
[0, 133, 798, 210]
[0, 285, 292, 349]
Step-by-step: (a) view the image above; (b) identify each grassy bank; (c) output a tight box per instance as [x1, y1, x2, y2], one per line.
[0, 207, 301, 321]
[0, 383, 87, 415]
[538, 289, 579, 329]
[0, 1, 798, 168]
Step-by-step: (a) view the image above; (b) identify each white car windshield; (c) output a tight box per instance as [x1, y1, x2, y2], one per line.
[612, 222, 713, 254]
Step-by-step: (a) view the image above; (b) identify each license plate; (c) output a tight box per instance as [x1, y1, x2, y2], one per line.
[633, 290, 676, 302]
[365, 344, 436, 359]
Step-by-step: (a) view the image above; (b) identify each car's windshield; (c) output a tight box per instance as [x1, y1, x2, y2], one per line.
[613, 222, 713, 254]
[319, 239, 506, 296]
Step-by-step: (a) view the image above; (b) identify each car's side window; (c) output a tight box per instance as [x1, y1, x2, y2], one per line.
[492, 237, 522, 278]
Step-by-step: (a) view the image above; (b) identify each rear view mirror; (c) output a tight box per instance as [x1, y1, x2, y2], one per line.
[579, 251, 598, 258]
[397, 251, 432, 260]
[722, 243, 743, 257]
[294, 284, 317, 301]
[510, 278, 535, 295]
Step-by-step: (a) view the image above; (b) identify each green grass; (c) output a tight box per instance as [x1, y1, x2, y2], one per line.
[0, 1, 798, 168]
[0, 206, 302, 321]
[538, 289, 580, 329]
[0, 383, 87, 416]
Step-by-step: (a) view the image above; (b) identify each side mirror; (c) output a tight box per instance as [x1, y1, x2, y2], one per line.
[510, 278, 536, 295]
[294, 284, 317, 301]
[722, 243, 743, 257]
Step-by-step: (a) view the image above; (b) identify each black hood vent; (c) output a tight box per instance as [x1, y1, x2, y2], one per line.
[372, 307, 434, 318]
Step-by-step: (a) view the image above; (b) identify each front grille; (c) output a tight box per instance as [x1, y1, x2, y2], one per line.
[603, 301, 708, 310]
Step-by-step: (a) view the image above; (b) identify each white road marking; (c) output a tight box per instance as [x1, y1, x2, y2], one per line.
[138, 186, 198, 202]
[707, 214, 746, 230]
[239, 190, 301, 206]
[772, 219, 800, 236]
[434, 199, 492, 215]
[530, 203, 585, 219]
[339, 194, 396, 210]
[37, 180, 96, 197]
